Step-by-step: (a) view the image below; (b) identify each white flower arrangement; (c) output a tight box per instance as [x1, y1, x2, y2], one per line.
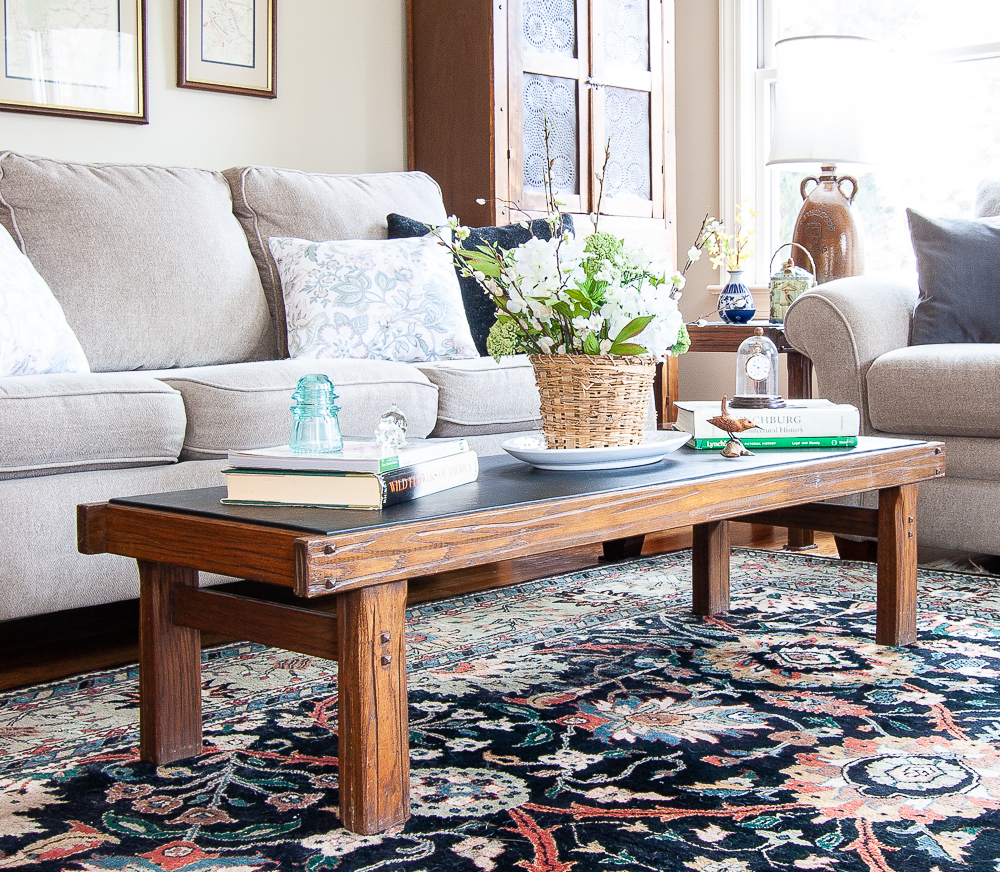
[437, 212, 690, 361]
[431, 123, 691, 362]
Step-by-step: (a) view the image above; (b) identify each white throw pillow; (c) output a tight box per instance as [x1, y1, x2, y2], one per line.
[0, 225, 89, 377]
[268, 236, 478, 363]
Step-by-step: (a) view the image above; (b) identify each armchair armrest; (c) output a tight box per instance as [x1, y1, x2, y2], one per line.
[783, 276, 918, 434]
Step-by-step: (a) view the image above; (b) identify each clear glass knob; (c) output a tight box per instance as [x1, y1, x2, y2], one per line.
[289, 374, 343, 454]
[375, 404, 408, 453]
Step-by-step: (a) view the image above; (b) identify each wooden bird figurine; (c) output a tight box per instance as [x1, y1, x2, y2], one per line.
[707, 396, 758, 458]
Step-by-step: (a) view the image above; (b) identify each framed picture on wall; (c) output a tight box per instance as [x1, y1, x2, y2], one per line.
[0, 0, 147, 123]
[178, 0, 276, 98]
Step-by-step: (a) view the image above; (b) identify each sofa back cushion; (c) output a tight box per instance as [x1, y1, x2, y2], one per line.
[223, 166, 448, 356]
[0, 152, 274, 372]
[907, 208, 1000, 345]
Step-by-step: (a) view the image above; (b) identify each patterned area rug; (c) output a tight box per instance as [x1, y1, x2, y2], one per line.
[4, 548, 1000, 871]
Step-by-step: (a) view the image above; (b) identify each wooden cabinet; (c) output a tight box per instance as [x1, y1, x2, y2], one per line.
[407, 0, 676, 250]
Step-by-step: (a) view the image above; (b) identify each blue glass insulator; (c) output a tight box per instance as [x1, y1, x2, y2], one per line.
[289, 374, 343, 454]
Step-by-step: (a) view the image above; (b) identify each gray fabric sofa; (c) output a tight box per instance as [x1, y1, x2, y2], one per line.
[783, 193, 1000, 557]
[0, 152, 543, 622]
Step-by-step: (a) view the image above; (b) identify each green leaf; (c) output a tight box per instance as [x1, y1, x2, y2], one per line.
[583, 333, 601, 354]
[455, 249, 502, 278]
[563, 286, 593, 307]
[575, 277, 606, 307]
[608, 341, 647, 355]
[612, 315, 654, 343]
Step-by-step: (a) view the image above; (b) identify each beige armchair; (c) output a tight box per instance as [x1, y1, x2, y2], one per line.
[784, 275, 1000, 557]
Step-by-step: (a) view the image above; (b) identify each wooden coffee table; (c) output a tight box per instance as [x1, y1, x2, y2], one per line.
[78, 437, 944, 835]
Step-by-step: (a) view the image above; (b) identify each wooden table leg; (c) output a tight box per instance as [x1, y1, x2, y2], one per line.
[601, 534, 645, 561]
[138, 560, 202, 763]
[785, 528, 817, 551]
[336, 579, 410, 834]
[692, 520, 730, 615]
[784, 349, 817, 550]
[654, 356, 680, 427]
[786, 350, 813, 400]
[876, 484, 918, 646]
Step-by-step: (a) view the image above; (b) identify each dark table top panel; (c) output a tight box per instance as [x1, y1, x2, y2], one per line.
[111, 437, 925, 536]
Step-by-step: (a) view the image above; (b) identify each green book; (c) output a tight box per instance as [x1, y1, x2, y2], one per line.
[683, 434, 859, 450]
[674, 400, 860, 441]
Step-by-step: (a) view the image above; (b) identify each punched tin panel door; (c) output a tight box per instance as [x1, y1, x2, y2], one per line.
[512, 0, 664, 220]
[408, 0, 673, 232]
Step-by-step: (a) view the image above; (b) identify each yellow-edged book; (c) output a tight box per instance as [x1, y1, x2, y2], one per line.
[222, 450, 479, 509]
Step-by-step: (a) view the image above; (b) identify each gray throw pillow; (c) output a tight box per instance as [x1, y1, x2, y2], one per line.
[908, 209, 1000, 345]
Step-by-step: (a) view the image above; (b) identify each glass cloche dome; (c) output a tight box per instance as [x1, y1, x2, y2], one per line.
[730, 327, 786, 409]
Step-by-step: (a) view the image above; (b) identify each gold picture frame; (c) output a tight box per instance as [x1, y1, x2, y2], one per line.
[0, 0, 147, 123]
[178, 0, 276, 98]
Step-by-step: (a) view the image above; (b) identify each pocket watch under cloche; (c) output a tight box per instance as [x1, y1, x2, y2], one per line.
[730, 327, 786, 409]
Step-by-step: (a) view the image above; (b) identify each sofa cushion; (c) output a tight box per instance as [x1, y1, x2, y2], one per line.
[223, 166, 448, 357]
[0, 153, 274, 372]
[414, 355, 542, 437]
[907, 209, 1000, 346]
[387, 213, 575, 356]
[867, 344, 1000, 437]
[0, 224, 89, 377]
[268, 235, 478, 363]
[0, 373, 185, 479]
[872, 433, 1000, 482]
[153, 359, 439, 460]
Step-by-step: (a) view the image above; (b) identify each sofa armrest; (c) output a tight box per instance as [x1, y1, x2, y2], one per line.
[783, 276, 918, 435]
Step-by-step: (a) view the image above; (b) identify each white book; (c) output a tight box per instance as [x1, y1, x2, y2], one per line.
[674, 399, 860, 439]
[227, 438, 470, 474]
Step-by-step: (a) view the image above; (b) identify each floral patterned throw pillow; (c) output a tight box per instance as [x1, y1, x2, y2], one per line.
[0, 225, 89, 377]
[268, 236, 479, 362]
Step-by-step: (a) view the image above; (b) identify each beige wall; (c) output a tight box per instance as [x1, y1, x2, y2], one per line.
[0, 0, 407, 173]
[674, 2, 794, 402]
[675, 1, 730, 403]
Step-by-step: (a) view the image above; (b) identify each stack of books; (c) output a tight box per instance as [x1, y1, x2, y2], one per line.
[673, 399, 860, 450]
[222, 438, 478, 509]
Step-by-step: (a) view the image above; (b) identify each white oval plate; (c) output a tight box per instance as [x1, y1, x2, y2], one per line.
[501, 431, 691, 471]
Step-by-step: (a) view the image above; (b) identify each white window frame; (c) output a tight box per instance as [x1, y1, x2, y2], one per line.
[721, 0, 1000, 284]
[718, 0, 767, 284]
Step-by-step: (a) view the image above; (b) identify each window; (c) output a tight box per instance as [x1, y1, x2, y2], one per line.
[726, 0, 1000, 283]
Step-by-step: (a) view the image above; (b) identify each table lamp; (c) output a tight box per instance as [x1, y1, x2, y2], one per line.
[767, 35, 877, 284]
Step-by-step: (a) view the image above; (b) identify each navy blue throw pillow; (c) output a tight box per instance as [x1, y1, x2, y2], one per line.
[908, 209, 1000, 345]
[387, 212, 574, 356]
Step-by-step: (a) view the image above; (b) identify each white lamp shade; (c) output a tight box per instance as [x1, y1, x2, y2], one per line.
[768, 35, 879, 167]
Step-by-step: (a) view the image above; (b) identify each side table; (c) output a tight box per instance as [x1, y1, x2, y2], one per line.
[654, 321, 814, 426]
[653, 320, 816, 550]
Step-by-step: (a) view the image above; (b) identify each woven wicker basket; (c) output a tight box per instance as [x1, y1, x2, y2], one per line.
[529, 353, 655, 449]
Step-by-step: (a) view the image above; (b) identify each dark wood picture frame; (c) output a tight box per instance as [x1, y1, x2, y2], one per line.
[0, 0, 147, 124]
[178, 0, 276, 98]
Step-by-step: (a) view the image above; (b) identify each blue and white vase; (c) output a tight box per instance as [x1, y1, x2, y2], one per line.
[717, 269, 756, 324]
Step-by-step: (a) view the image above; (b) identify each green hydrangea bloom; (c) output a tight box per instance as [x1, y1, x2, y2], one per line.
[486, 319, 521, 361]
[670, 323, 691, 357]
[583, 231, 624, 277]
